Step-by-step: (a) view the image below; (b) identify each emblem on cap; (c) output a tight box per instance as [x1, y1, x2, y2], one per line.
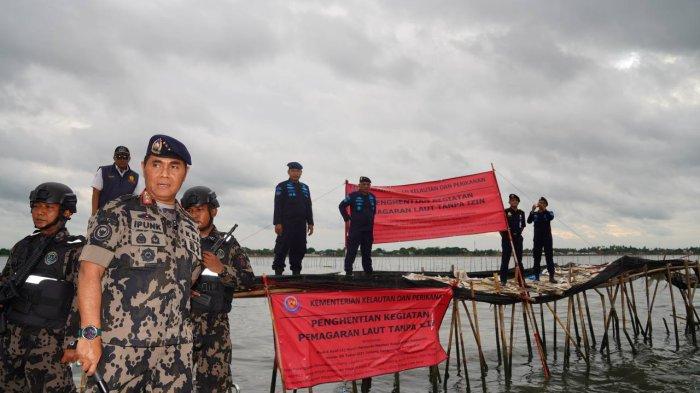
[151, 138, 163, 155]
[44, 251, 59, 266]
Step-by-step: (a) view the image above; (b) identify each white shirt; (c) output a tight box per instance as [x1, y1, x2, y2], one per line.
[92, 164, 144, 194]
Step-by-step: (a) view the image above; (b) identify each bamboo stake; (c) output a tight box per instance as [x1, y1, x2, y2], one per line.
[461, 299, 487, 373]
[583, 291, 596, 348]
[575, 294, 590, 360]
[666, 264, 680, 349]
[599, 283, 619, 355]
[443, 301, 457, 389]
[684, 260, 697, 346]
[628, 275, 642, 338]
[553, 300, 558, 360]
[619, 277, 636, 354]
[508, 304, 516, 379]
[498, 305, 509, 375]
[522, 302, 533, 360]
[544, 302, 587, 363]
[392, 373, 399, 393]
[455, 304, 471, 392]
[455, 308, 463, 376]
[644, 279, 660, 344]
[564, 297, 572, 367]
[493, 307, 502, 366]
[540, 303, 547, 356]
[469, 281, 487, 373]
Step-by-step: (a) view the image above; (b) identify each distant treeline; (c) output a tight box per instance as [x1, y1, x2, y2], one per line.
[243, 245, 700, 257]
[2, 246, 697, 258]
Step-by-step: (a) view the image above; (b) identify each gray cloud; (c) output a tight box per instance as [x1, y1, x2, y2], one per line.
[1, 1, 699, 251]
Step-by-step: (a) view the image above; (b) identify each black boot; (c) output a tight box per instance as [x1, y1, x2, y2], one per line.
[549, 275, 557, 284]
[292, 270, 301, 276]
[274, 268, 284, 275]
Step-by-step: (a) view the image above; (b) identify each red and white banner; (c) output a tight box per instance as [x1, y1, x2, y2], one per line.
[269, 287, 452, 389]
[346, 171, 508, 244]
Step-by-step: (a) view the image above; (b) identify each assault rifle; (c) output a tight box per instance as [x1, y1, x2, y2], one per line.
[191, 224, 238, 309]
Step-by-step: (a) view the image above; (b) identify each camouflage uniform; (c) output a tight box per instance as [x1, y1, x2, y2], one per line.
[0, 229, 83, 393]
[192, 226, 255, 392]
[79, 194, 201, 393]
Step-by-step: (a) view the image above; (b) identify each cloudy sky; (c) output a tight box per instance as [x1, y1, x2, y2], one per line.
[1, 1, 698, 251]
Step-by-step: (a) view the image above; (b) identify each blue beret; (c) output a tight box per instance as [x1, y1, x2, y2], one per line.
[146, 134, 191, 165]
[287, 162, 303, 170]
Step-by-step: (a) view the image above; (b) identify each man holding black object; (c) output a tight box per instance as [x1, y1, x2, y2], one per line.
[339, 176, 377, 276]
[182, 186, 255, 392]
[0, 182, 83, 392]
[528, 196, 556, 283]
[499, 193, 526, 285]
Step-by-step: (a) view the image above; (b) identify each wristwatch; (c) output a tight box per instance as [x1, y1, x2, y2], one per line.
[78, 325, 102, 340]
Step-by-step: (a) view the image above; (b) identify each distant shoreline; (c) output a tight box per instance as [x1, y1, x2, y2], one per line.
[2, 246, 696, 258]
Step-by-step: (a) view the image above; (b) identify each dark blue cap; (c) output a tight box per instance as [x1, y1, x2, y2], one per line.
[287, 162, 303, 170]
[146, 134, 191, 165]
[359, 176, 371, 183]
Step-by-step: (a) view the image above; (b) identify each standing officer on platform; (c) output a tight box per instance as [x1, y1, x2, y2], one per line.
[499, 193, 526, 284]
[528, 196, 556, 283]
[339, 177, 377, 276]
[91, 146, 140, 215]
[272, 162, 314, 276]
[181, 186, 255, 393]
[76, 134, 202, 392]
[0, 182, 83, 392]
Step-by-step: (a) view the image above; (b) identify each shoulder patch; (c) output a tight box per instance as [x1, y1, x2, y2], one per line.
[92, 224, 113, 242]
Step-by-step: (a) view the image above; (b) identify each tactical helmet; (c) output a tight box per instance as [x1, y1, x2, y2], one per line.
[29, 182, 78, 213]
[181, 186, 219, 209]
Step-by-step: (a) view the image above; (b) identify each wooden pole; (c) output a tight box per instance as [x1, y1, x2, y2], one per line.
[461, 299, 487, 373]
[508, 304, 516, 379]
[522, 303, 533, 360]
[498, 305, 509, 375]
[443, 301, 457, 389]
[583, 291, 596, 348]
[544, 302, 587, 362]
[553, 300, 558, 360]
[684, 260, 697, 346]
[666, 264, 680, 349]
[540, 303, 547, 357]
[575, 294, 590, 359]
[494, 307, 502, 366]
[455, 304, 471, 391]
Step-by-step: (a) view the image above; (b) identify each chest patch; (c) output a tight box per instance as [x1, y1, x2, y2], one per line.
[44, 251, 59, 266]
[216, 248, 226, 260]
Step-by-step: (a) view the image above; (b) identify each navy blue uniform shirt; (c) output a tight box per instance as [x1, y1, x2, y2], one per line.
[500, 207, 526, 238]
[527, 209, 554, 240]
[339, 191, 377, 232]
[273, 180, 313, 225]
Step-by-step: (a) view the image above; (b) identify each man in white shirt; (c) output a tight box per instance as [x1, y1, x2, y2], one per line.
[91, 146, 142, 215]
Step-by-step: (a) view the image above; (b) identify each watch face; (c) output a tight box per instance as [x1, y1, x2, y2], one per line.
[83, 326, 99, 340]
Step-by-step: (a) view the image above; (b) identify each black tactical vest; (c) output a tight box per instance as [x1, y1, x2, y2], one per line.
[7, 231, 84, 329]
[191, 231, 236, 314]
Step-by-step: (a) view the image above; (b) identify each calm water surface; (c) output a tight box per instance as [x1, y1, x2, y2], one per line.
[2, 255, 698, 392]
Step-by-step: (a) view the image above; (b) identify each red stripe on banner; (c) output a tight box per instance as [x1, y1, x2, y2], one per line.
[270, 287, 453, 389]
[346, 170, 508, 244]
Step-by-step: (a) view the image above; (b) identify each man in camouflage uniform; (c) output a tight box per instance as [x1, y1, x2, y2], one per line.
[76, 134, 202, 392]
[0, 182, 83, 392]
[182, 186, 255, 392]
